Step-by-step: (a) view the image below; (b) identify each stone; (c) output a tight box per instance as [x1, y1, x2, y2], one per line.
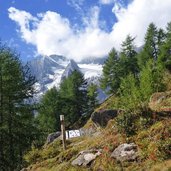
[71, 154, 85, 166]
[71, 149, 102, 166]
[91, 109, 118, 127]
[20, 168, 27, 171]
[111, 143, 138, 162]
[46, 132, 61, 144]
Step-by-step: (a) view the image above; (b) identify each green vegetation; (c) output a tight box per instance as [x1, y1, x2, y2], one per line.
[23, 108, 171, 171]
[37, 87, 61, 135]
[1, 21, 171, 171]
[87, 83, 98, 113]
[59, 71, 88, 127]
[0, 43, 39, 170]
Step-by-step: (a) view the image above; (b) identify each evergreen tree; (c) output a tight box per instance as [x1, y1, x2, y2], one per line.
[158, 22, 171, 70]
[138, 23, 159, 68]
[157, 28, 166, 48]
[120, 35, 138, 76]
[100, 48, 120, 94]
[60, 71, 87, 127]
[118, 73, 140, 111]
[0, 45, 37, 171]
[87, 83, 98, 113]
[139, 59, 165, 104]
[37, 87, 61, 134]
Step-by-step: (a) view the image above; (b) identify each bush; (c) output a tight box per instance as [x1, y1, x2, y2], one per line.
[116, 111, 137, 136]
[24, 146, 41, 164]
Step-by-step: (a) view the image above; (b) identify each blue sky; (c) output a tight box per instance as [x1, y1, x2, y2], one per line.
[1, 0, 171, 61]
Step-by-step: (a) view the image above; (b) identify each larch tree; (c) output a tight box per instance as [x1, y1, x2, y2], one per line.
[119, 35, 138, 76]
[100, 48, 120, 94]
[138, 23, 159, 68]
[59, 70, 87, 127]
[158, 22, 171, 70]
[0, 44, 37, 171]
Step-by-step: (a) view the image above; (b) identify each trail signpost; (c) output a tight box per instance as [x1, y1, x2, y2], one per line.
[60, 115, 66, 150]
[60, 115, 82, 150]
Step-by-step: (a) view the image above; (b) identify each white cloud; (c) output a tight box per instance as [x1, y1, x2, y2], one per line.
[111, 0, 171, 48]
[8, 6, 113, 61]
[67, 0, 84, 11]
[8, 0, 171, 61]
[99, 0, 113, 5]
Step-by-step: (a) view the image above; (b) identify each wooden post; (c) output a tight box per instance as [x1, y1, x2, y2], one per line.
[60, 115, 66, 150]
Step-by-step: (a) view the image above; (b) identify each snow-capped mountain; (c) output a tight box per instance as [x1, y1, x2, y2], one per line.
[28, 55, 107, 102]
[61, 59, 80, 81]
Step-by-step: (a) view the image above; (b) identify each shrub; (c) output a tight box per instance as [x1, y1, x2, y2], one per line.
[116, 111, 137, 136]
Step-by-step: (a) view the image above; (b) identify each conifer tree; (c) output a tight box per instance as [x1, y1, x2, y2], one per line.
[158, 22, 171, 70]
[37, 87, 61, 134]
[120, 35, 138, 76]
[139, 59, 165, 103]
[138, 23, 159, 68]
[87, 83, 98, 113]
[100, 48, 120, 94]
[60, 71, 87, 127]
[0, 44, 37, 170]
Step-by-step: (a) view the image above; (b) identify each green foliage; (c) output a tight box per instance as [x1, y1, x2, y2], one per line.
[118, 73, 140, 111]
[87, 83, 98, 113]
[59, 71, 88, 127]
[101, 36, 138, 95]
[37, 87, 61, 133]
[138, 23, 159, 68]
[116, 111, 137, 136]
[139, 60, 166, 104]
[136, 120, 171, 161]
[100, 48, 121, 94]
[24, 140, 62, 165]
[115, 60, 166, 136]
[0, 43, 38, 170]
[117, 60, 165, 111]
[158, 22, 171, 70]
[120, 35, 138, 75]
[37, 70, 89, 132]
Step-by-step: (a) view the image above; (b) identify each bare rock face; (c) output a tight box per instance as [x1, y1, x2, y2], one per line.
[46, 132, 61, 144]
[71, 149, 102, 166]
[111, 143, 138, 162]
[91, 109, 118, 127]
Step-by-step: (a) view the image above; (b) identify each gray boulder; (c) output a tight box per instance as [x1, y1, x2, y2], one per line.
[46, 132, 61, 144]
[91, 109, 118, 127]
[111, 143, 138, 162]
[72, 149, 102, 166]
[20, 168, 27, 171]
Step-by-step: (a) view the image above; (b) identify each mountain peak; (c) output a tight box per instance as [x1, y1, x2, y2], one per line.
[61, 59, 80, 81]
[69, 59, 80, 70]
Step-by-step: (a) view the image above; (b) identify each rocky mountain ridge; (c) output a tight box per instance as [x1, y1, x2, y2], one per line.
[28, 55, 107, 102]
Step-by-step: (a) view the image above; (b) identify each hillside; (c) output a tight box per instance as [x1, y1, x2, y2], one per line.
[23, 93, 171, 171]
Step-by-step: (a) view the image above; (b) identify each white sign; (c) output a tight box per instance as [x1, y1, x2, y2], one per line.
[65, 130, 81, 139]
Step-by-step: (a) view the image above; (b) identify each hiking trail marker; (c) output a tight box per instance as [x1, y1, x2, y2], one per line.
[60, 115, 66, 150]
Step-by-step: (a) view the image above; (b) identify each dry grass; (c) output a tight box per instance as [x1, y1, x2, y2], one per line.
[24, 94, 171, 171]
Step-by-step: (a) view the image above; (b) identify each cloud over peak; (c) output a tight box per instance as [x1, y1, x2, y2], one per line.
[8, 0, 171, 61]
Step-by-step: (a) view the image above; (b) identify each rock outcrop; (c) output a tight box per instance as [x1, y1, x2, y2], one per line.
[111, 143, 138, 162]
[71, 149, 102, 166]
[91, 109, 118, 127]
[46, 132, 61, 144]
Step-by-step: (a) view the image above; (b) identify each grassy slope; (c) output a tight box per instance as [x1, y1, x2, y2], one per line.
[24, 95, 171, 171]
